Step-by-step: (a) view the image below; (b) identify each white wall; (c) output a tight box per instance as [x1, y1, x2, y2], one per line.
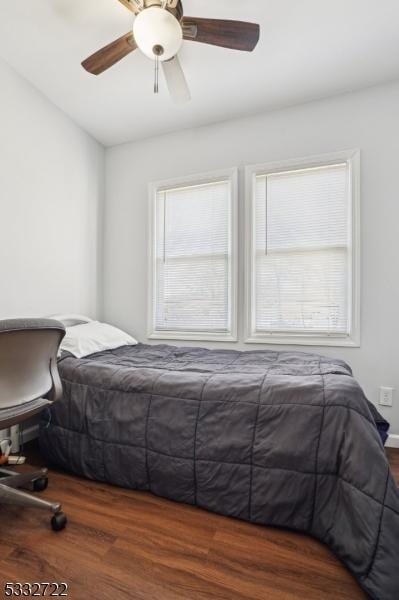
[104, 81, 399, 433]
[0, 58, 104, 319]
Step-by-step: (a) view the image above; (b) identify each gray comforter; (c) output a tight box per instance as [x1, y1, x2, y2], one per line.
[40, 344, 399, 599]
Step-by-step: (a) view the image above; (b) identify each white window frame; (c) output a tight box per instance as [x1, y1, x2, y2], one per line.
[148, 168, 238, 342]
[245, 149, 361, 347]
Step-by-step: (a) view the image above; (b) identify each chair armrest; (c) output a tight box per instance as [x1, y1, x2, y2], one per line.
[45, 358, 63, 402]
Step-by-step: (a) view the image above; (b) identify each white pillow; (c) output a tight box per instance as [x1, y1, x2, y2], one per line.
[60, 321, 138, 358]
[48, 314, 93, 328]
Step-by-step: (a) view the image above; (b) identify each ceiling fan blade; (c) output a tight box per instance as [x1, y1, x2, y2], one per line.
[82, 33, 137, 75]
[182, 17, 260, 52]
[116, 0, 141, 14]
[162, 56, 191, 104]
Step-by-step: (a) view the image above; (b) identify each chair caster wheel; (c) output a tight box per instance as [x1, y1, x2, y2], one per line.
[33, 477, 48, 492]
[51, 512, 67, 531]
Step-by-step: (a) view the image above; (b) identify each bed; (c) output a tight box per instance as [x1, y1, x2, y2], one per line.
[40, 340, 399, 600]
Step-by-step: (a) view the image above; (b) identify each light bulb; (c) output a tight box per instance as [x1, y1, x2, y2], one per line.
[133, 6, 183, 62]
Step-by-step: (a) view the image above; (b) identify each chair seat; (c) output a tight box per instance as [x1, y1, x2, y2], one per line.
[0, 397, 52, 429]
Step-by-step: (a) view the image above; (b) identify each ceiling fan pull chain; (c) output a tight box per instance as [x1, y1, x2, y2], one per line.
[154, 54, 160, 94]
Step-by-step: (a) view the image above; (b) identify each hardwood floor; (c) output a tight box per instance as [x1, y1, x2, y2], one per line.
[0, 444, 398, 600]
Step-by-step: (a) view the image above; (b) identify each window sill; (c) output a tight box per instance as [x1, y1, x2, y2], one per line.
[245, 333, 360, 348]
[148, 331, 238, 343]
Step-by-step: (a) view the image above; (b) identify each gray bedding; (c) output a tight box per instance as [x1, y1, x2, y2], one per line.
[39, 344, 399, 599]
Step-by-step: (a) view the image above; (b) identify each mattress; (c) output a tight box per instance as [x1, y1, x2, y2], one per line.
[40, 343, 399, 599]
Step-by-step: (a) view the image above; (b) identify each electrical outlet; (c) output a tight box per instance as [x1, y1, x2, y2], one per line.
[379, 387, 394, 407]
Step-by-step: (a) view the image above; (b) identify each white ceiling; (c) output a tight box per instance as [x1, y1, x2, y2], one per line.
[1, 1, 399, 147]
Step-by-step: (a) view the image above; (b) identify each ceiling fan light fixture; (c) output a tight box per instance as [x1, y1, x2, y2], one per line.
[133, 6, 183, 62]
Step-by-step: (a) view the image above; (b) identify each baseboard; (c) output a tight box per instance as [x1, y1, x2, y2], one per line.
[21, 424, 39, 445]
[386, 434, 399, 449]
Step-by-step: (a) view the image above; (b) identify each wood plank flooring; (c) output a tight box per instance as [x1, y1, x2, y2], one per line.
[0, 444, 397, 600]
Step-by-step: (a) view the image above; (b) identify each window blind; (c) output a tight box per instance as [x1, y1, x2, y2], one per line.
[154, 179, 232, 334]
[253, 163, 350, 335]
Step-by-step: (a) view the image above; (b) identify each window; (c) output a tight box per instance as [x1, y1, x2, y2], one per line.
[246, 150, 360, 346]
[149, 169, 237, 341]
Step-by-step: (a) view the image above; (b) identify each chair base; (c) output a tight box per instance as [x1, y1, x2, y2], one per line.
[0, 466, 67, 531]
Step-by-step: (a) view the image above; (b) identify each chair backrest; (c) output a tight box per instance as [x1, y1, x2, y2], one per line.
[0, 318, 65, 410]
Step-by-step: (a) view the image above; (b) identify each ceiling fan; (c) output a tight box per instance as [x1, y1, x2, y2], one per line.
[81, 0, 260, 103]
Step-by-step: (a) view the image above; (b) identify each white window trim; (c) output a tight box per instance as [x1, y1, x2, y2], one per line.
[245, 149, 361, 347]
[148, 168, 238, 342]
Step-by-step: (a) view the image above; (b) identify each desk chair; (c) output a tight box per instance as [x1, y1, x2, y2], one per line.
[0, 318, 67, 531]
